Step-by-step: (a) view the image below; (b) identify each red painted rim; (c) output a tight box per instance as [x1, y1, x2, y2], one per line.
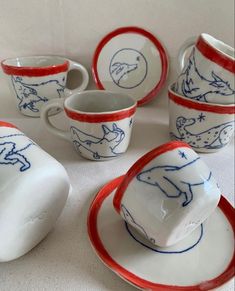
[196, 35, 235, 74]
[0, 121, 17, 129]
[87, 175, 235, 291]
[168, 88, 235, 114]
[92, 26, 169, 106]
[65, 104, 136, 123]
[1, 58, 69, 77]
[113, 141, 191, 213]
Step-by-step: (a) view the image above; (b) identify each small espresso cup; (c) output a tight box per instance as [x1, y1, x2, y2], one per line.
[1, 56, 89, 117]
[40, 90, 137, 160]
[175, 33, 235, 104]
[113, 141, 221, 247]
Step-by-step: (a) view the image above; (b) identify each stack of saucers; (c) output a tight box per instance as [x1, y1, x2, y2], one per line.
[169, 33, 235, 153]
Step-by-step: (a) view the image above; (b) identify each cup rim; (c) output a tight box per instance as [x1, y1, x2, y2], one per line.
[1, 55, 69, 77]
[200, 33, 235, 61]
[113, 140, 191, 213]
[168, 84, 235, 114]
[64, 90, 137, 123]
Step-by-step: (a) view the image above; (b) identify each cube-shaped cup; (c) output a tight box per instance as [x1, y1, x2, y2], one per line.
[113, 141, 221, 247]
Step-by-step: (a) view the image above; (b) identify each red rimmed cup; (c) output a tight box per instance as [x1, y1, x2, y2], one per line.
[1, 56, 89, 117]
[113, 140, 221, 247]
[40, 90, 137, 161]
[175, 33, 235, 104]
[169, 84, 235, 153]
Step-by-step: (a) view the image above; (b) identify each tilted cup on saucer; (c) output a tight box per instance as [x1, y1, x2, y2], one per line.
[175, 33, 235, 105]
[1, 55, 89, 117]
[113, 141, 221, 247]
[168, 84, 235, 153]
[40, 90, 137, 161]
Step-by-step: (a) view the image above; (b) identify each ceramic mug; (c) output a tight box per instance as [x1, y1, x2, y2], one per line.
[1, 56, 89, 117]
[40, 90, 137, 161]
[113, 141, 221, 247]
[0, 121, 70, 262]
[168, 84, 235, 153]
[175, 33, 235, 104]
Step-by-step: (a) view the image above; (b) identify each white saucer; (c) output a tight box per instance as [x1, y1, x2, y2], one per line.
[92, 27, 169, 106]
[87, 176, 234, 290]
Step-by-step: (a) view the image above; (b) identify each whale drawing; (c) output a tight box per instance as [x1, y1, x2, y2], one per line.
[110, 62, 138, 85]
[171, 116, 235, 150]
[175, 48, 235, 103]
[11, 76, 65, 112]
[0, 133, 35, 172]
[71, 123, 125, 159]
[137, 157, 212, 207]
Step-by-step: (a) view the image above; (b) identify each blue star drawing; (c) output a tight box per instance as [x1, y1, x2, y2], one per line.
[178, 150, 187, 159]
[129, 118, 133, 127]
[197, 113, 206, 122]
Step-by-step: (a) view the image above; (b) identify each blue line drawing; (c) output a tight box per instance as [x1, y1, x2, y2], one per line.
[125, 221, 203, 254]
[0, 133, 35, 172]
[175, 48, 235, 102]
[71, 123, 125, 159]
[11, 76, 65, 113]
[121, 204, 156, 244]
[137, 157, 212, 207]
[109, 48, 148, 89]
[170, 116, 235, 150]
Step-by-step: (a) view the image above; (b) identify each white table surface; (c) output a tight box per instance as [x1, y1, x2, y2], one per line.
[0, 77, 234, 291]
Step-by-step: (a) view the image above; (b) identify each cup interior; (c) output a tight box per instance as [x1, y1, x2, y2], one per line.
[2, 56, 67, 68]
[202, 33, 235, 59]
[65, 91, 136, 113]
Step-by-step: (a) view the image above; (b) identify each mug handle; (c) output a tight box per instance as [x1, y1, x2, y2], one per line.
[65, 60, 89, 96]
[40, 98, 70, 141]
[177, 36, 197, 72]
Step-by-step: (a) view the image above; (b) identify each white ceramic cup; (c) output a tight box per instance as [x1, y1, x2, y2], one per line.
[0, 121, 70, 262]
[40, 90, 137, 161]
[175, 33, 235, 104]
[113, 141, 221, 247]
[169, 84, 235, 153]
[1, 56, 89, 117]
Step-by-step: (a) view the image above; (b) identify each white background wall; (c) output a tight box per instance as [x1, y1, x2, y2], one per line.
[0, 0, 234, 110]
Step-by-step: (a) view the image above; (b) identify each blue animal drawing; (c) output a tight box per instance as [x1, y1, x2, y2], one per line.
[137, 157, 212, 207]
[121, 204, 155, 244]
[110, 62, 138, 85]
[125, 220, 203, 254]
[11, 76, 65, 112]
[170, 116, 235, 150]
[71, 123, 125, 159]
[0, 133, 35, 172]
[175, 48, 235, 102]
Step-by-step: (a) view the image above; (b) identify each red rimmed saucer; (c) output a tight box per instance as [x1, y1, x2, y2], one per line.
[87, 176, 234, 290]
[92, 27, 169, 106]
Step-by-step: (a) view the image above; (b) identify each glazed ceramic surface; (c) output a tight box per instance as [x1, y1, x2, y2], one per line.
[0, 121, 70, 262]
[92, 27, 168, 106]
[88, 176, 234, 290]
[1, 56, 89, 117]
[169, 86, 235, 152]
[40, 91, 137, 161]
[175, 33, 235, 104]
[113, 141, 221, 247]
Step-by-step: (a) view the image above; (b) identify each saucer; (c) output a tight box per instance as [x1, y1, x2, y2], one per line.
[87, 176, 234, 290]
[92, 27, 169, 106]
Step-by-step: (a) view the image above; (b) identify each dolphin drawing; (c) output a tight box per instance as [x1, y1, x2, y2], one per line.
[137, 157, 213, 207]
